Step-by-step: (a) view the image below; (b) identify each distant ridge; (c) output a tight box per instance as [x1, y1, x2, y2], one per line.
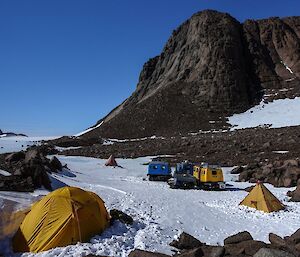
[0, 129, 27, 138]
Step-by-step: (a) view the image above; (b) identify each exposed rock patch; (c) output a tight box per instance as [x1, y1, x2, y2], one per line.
[224, 231, 253, 245]
[170, 232, 203, 250]
[109, 209, 134, 225]
[238, 158, 300, 187]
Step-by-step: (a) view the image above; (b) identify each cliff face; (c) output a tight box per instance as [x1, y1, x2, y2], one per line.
[243, 16, 300, 88]
[83, 10, 300, 139]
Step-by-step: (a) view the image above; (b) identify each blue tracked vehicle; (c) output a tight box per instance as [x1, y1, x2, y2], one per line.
[147, 161, 172, 181]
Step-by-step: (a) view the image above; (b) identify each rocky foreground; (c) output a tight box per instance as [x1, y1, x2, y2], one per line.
[127, 229, 300, 257]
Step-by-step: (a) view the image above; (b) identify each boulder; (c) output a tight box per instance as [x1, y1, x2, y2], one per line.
[283, 159, 299, 167]
[239, 171, 252, 182]
[5, 152, 25, 163]
[30, 164, 52, 191]
[288, 180, 300, 201]
[224, 231, 253, 245]
[200, 246, 224, 257]
[41, 168, 52, 191]
[286, 228, 300, 244]
[177, 247, 204, 257]
[24, 148, 41, 164]
[283, 177, 293, 187]
[262, 142, 271, 149]
[262, 165, 274, 176]
[170, 232, 203, 250]
[287, 190, 294, 197]
[236, 240, 267, 256]
[253, 248, 295, 257]
[49, 156, 63, 172]
[231, 166, 244, 174]
[282, 167, 300, 187]
[109, 209, 133, 225]
[269, 233, 286, 248]
[128, 249, 170, 257]
[224, 244, 245, 256]
[225, 240, 266, 256]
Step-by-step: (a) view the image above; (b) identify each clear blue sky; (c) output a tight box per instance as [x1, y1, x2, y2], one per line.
[1, 0, 299, 136]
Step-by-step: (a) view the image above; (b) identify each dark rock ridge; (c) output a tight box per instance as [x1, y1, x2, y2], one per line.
[46, 136, 102, 148]
[0, 129, 27, 137]
[81, 10, 300, 139]
[60, 125, 300, 166]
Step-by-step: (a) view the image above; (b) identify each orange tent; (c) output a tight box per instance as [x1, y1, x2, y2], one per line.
[105, 155, 118, 167]
[239, 182, 284, 213]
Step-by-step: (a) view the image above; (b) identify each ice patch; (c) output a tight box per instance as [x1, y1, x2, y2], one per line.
[104, 136, 165, 143]
[55, 146, 82, 151]
[228, 97, 300, 130]
[273, 151, 289, 154]
[285, 78, 295, 82]
[0, 169, 11, 176]
[0, 136, 59, 154]
[281, 61, 294, 74]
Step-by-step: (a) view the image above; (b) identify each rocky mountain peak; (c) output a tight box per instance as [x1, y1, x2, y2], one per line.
[81, 10, 300, 139]
[134, 9, 253, 111]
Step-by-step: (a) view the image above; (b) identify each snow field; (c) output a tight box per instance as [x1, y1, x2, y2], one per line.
[0, 156, 298, 257]
[228, 97, 300, 130]
[0, 136, 59, 154]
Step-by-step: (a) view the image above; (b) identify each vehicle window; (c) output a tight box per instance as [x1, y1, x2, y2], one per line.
[161, 165, 166, 170]
[151, 165, 158, 169]
[212, 170, 217, 175]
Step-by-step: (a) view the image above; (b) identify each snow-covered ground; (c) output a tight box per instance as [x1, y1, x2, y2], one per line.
[0, 155, 299, 257]
[228, 97, 300, 130]
[0, 136, 59, 154]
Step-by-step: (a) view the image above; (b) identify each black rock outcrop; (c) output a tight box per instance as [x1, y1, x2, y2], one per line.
[0, 146, 62, 192]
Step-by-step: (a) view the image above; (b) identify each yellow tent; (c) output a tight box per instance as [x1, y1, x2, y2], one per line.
[239, 182, 284, 213]
[13, 186, 110, 253]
